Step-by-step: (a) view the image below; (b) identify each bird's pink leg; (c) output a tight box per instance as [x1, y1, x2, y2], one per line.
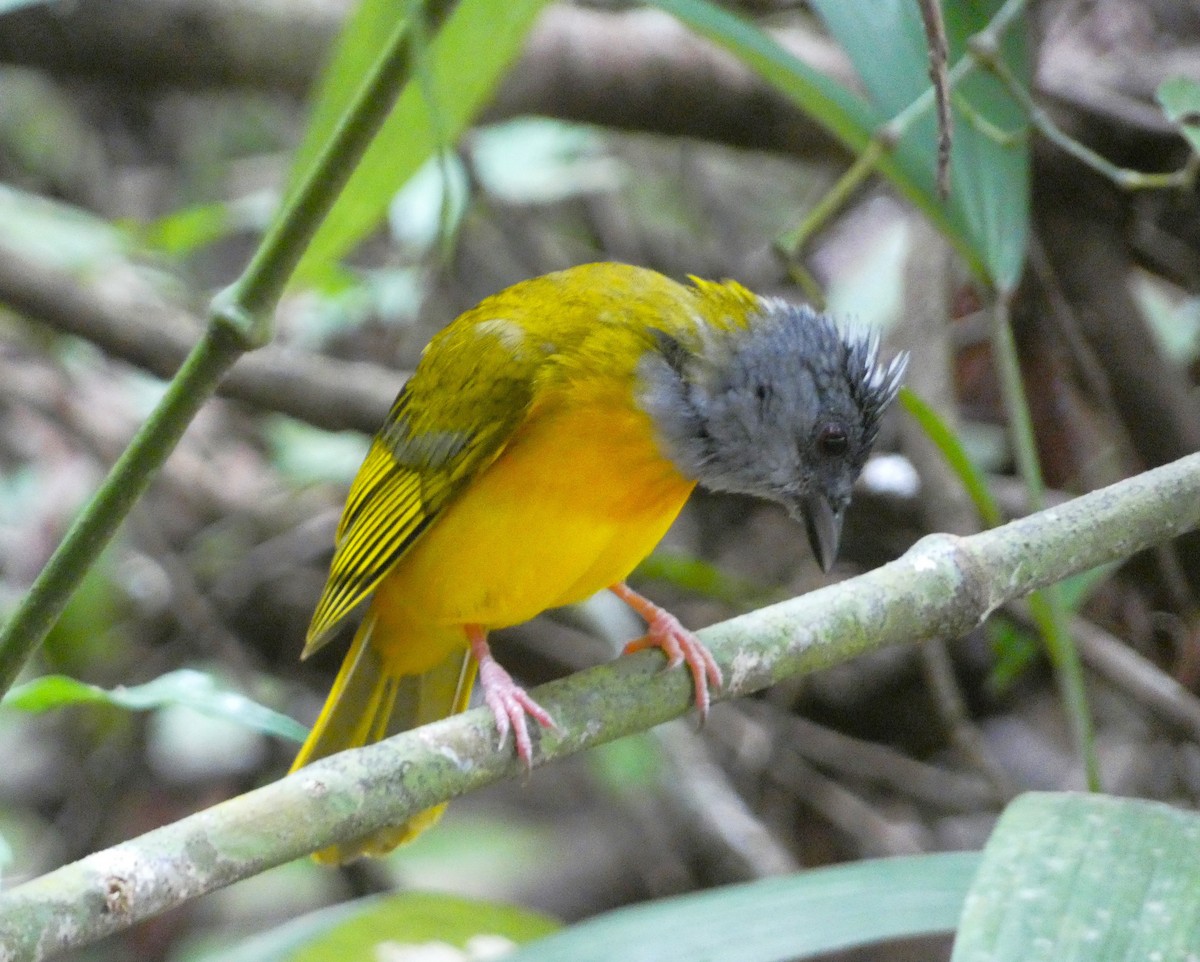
[467, 624, 556, 766]
[609, 583, 723, 720]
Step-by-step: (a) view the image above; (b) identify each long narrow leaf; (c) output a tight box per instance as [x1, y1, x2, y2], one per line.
[287, 0, 551, 285]
[2, 669, 307, 742]
[508, 853, 978, 962]
[900, 387, 1003, 528]
[644, 0, 976, 279]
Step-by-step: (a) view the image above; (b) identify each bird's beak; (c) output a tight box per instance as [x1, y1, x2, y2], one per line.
[800, 494, 843, 574]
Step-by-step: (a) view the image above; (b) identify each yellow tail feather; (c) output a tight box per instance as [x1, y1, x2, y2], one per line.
[290, 613, 476, 863]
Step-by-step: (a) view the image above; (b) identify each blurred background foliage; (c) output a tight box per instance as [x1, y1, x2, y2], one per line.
[1, 0, 1200, 959]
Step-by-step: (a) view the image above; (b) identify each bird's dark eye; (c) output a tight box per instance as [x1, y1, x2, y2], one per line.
[818, 423, 848, 456]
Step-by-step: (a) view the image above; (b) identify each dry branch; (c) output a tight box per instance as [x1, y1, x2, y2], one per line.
[0, 242, 396, 433]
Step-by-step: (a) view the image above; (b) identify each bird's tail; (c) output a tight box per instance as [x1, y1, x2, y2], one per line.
[290, 611, 476, 863]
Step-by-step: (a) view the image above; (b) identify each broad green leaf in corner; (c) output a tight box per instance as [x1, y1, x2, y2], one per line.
[286, 0, 551, 286]
[953, 792, 1200, 960]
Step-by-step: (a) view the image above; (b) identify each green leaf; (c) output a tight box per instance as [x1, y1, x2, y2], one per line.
[287, 0, 551, 285]
[267, 417, 372, 485]
[588, 733, 666, 798]
[1156, 76, 1200, 154]
[1131, 273, 1200, 365]
[136, 201, 233, 256]
[636, 550, 774, 608]
[286, 0, 420, 195]
[2, 669, 307, 743]
[987, 616, 1040, 692]
[192, 901, 372, 962]
[40, 545, 129, 677]
[2, 675, 106, 710]
[0, 0, 59, 13]
[471, 118, 625, 204]
[953, 792, 1200, 960]
[386, 151, 470, 253]
[132, 192, 275, 258]
[0, 184, 127, 272]
[1056, 561, 1118, 613]
[810, 0, 1030, 290]
[274, 892, 559, 962]
[899, 388, 1003, 528]
[646, 0, 878, 152]
[508, 853, 978, 962]
[648, 0, 1030, 289]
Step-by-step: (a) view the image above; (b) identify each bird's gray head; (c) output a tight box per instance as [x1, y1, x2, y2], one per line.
[638, 298, 907, 572]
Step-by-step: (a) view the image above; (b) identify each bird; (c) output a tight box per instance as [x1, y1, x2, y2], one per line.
[290, 262, 907, 862]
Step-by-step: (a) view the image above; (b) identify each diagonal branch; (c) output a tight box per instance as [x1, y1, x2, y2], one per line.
[1, 451, 1199, 961]
[0, 242, 397, 434]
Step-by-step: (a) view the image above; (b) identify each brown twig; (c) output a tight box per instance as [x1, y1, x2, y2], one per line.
[916, 0, 953, 197]
[724, 704, 998, 813]
[1009, 602, 1200, 744]
[769, 752, 929, 856]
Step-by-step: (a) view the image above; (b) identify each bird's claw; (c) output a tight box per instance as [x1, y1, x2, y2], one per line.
[613, 583, 723, 721]
[473, 636, 556, 767]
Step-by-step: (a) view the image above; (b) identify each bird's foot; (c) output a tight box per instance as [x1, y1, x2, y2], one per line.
[610, 582, 723, 720]
[468, 625, 556, 767]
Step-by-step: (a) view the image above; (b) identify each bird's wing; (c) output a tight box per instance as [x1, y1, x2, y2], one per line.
[302, 383, 525, 655]
[301, 263, 698, 654]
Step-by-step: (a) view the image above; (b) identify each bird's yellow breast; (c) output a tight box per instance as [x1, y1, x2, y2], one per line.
[370, 377, 696, 672]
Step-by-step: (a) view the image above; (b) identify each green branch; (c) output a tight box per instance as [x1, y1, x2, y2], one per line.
[0, 0, 455, 696]
[0, 331, 239, 691]
[2, 451, 1199, 961]
[969, 31, 1200, 191]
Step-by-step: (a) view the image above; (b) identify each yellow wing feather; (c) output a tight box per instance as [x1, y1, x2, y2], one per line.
[303, 393, 526, 654]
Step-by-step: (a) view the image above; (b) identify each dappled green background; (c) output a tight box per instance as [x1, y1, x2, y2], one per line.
[2, 0, 1200, 959]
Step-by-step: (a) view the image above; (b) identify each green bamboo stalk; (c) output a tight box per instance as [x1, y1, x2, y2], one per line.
[0, 330, 238, 691]
[0, 0, 457, 696]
